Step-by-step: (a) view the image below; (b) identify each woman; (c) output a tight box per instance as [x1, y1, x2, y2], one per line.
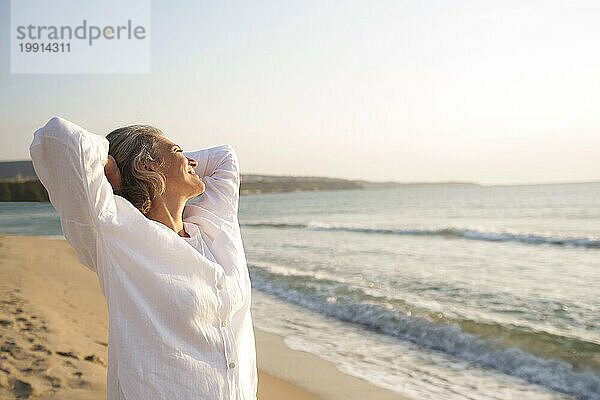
[29, 116, 258, 400]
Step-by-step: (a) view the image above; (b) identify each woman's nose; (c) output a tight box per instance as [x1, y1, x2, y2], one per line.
[187, 157, 197, 167]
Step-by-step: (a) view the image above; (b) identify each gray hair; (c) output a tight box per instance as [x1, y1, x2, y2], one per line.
[105, 124, 166, 215]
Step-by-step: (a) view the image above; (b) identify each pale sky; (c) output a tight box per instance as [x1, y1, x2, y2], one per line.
[1, 0, 599, 184]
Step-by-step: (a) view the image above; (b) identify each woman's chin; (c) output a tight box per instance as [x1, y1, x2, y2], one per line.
[195, 182, 206, 196]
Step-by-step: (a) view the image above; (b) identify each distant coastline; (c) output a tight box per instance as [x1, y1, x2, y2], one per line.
[0, 175, 479, 202]
[0, 160, 478, 202]
[0, 160, 596, 202]
[238, 174, 477, 195]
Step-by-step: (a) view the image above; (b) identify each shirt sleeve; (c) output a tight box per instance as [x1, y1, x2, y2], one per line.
[183, 145, 241, 224]
[29, 116, 117, 273]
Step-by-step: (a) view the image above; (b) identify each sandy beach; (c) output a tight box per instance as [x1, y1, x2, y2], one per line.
[0, 234, 408, 400]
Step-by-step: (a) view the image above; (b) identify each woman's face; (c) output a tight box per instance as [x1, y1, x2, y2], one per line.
[154, 136, 205, 200]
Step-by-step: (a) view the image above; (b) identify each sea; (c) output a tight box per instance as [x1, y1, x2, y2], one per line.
[1, 182, 599, 400]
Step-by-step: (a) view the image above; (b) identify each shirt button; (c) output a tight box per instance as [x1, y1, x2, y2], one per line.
[229, 362, 236, 368]
[217, 283, 224, 290]
[221, 320, 228, 327]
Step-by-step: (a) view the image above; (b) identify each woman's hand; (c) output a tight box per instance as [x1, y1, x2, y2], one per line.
[104, 155, 122, 192]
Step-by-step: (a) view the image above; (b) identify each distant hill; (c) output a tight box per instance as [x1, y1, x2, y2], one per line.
[0, 180, 49, 202]
[239, 174, 478, 194]
[0, 161, 38, 182]
[0, 160, 479, 202]
[239, 174, 362, 194]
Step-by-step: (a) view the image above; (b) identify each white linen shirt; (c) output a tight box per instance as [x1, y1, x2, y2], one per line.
[29, 116, 258, 400]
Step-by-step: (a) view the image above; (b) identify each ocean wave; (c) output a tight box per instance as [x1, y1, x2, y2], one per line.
[248, 262, 600, 400]
[241, 221, 600, 248]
